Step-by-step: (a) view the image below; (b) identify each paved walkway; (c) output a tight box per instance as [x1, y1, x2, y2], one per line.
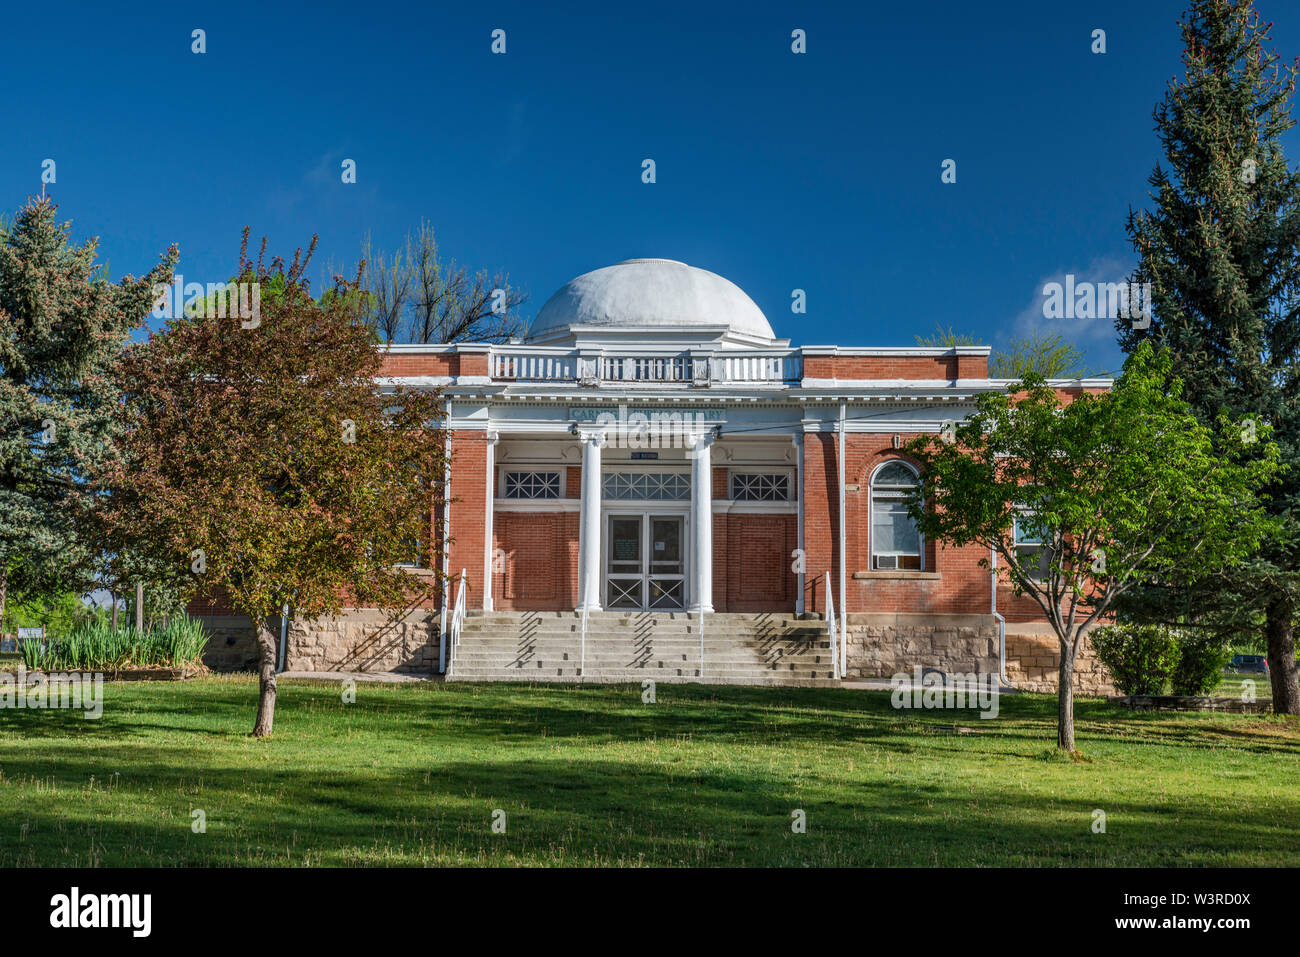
[276, 671, 1019, 693]
[277, 670, 439, 684]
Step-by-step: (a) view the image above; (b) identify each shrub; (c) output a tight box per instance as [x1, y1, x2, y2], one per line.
[1091, 624, 1178, 695]
[18, 618, 209, 671]
[1171, 630, 1233, 696]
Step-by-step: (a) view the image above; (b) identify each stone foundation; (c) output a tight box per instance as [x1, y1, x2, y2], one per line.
[195, 608, 440, 674]
[843, 614, 1116, 696]
[1004, 627, 1115, 696]
[844, 614, 999, 678]
[197, 614, 261, 672]
[285, 607, 439, 673]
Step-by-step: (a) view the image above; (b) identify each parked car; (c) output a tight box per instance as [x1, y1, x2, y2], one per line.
[1227, 654, 1269, 675]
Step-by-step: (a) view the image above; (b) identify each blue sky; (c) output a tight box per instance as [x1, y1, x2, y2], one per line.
[5, 0, 1299, 375]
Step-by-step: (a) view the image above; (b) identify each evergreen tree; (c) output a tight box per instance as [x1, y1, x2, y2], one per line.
[0, 197, 175, 623]
[1117, 0, 1300, 711]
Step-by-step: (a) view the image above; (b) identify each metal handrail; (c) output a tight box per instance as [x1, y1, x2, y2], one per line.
[698, 606, 705, 679]
[446, 569, 467, 678]
[580, 603, 588, 677]
[825, 570, 840, 680]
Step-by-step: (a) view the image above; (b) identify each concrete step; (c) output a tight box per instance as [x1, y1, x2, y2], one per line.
[449, 611, 839, 686]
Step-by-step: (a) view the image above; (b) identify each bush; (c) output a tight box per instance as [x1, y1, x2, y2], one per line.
[1091, 624, 1178, 695]
[17, 618, 209, 671]
[1171, 630, 1233, 696]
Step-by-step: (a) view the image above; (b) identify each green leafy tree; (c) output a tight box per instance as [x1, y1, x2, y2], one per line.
[1116, 0, 1300, 712]
[989, 331, 1089, 379]
[914, 325, 985, 348]
[913, 326, 1091, 379]
[95, 232, 447, 737]
[0, 197, 174, 624]
[904, 343, 1278, 750]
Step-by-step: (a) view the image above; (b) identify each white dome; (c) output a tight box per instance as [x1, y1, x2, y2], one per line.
[526, 259, 775, 342]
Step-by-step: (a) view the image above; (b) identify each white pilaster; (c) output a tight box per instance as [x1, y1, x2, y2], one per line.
[689, 431, 715, 613]
[483, 429, 498, 611]
[793, 432, 805, 615]
[576, 428, 605, 612]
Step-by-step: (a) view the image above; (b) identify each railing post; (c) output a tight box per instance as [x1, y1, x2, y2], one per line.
[698, 606, 704, 680]
[825, 570, 839, 680]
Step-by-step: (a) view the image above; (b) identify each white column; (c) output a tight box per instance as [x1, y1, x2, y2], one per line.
[576, 429, 604, 612]
[689, 432, 715, 613]
[482, 430, 498, 611]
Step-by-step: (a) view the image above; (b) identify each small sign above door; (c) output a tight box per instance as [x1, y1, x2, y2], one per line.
[631, 451, 658, 460]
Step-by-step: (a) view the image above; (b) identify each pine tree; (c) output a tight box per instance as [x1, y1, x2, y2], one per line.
[1117, 0, 1300, 712]
[0, 197, 175, 625]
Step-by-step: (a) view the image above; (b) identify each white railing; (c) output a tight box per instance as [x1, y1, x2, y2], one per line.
[825, 570, 840, 680]
[445, 568, 467, 678]
[491, 351, 577, 381]
[580, 603, 588, 678]
[489, 348, 801, 385]
[698, 606, 705, 679]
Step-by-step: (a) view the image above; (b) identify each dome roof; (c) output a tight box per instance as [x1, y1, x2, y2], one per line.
[526, 259, 775, 342]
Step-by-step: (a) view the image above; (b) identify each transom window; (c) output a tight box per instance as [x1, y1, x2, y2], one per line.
[502, 470, 562, 500]
[603, 471, 691, 501]
[731, 472, 791, 502]
[871, 461, 923, 570]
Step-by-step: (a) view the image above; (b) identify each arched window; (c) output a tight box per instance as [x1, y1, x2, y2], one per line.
[870, 461, 923, 571]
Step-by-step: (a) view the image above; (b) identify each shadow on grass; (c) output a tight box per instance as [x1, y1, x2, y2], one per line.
[1, 745, 1293, 866]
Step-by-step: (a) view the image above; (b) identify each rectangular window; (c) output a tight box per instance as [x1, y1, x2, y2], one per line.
[502, 471, 562, 500]
[395, 516, 428, 569]
[871, 462, 923, 570]
[603, 472, 691, 501]
[730, 472, 791, 502]
[872, 502, 922, 569]
[1013, 512, 1052, 581]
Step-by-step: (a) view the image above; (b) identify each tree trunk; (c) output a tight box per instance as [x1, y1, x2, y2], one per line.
[0, 569, 7, 634]
[1057, 640, 1076, 751]
[111, 592, 119, 630]
[252, 619, 279, 738]
[1266, 593, 1300, 716]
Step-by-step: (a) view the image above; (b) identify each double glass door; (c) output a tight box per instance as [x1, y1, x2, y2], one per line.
[605, 513, 685, 609]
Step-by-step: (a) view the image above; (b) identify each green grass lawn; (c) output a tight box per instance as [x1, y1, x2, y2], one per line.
[0, 676, 1297, 866]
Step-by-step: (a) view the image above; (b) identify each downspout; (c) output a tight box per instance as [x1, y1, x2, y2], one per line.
[991, 545, 1010, 686]
[276, 602, 289, 673]
[794, 433, 805, 615]
[838, 402, 847, 677]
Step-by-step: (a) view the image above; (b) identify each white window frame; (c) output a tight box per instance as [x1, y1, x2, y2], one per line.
[869, 460, 924, 571]
[1013, 509, 1052, 581]
[499, 469, 563, 501]
[729, 468, 795, 502]
[601, 468, 692, 502]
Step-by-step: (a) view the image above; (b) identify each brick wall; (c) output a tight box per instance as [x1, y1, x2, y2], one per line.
[377, 353, 458, 377]
[798, 432, 1053, 623]
[716, 512, 797, 611]
[493, 511, 580, 611]
[447, 431, 489, 609]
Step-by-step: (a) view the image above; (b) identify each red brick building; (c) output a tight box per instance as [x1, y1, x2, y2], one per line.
[196, 258, 1116, 692]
